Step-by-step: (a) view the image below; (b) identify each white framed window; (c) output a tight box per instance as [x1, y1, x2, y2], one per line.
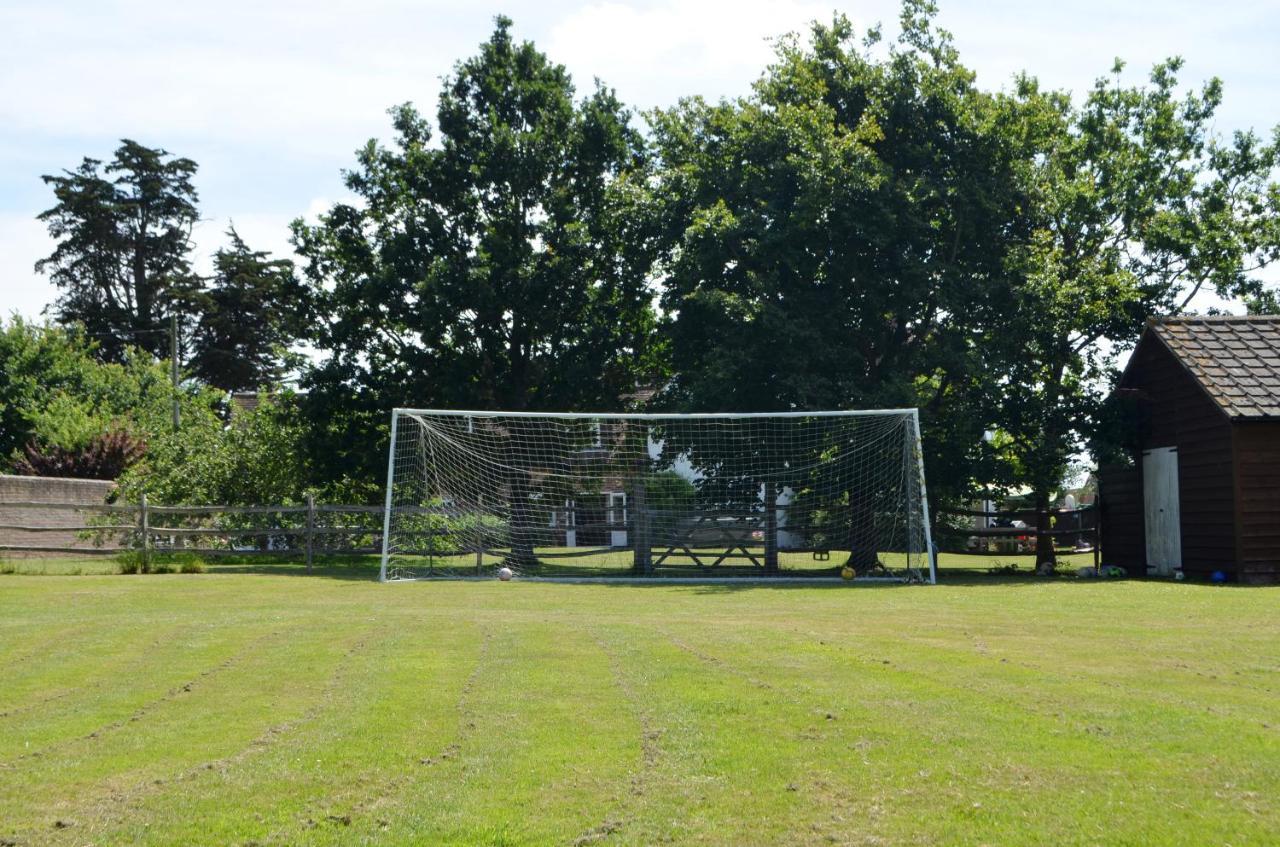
[607, 491, 627, 526]
[552, 498, 576, 528]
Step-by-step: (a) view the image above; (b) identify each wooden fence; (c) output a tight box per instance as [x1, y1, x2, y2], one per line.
[0, 495, 387, 573]
[932, 505, 1101, 569]
[4, 496, 1105, 574]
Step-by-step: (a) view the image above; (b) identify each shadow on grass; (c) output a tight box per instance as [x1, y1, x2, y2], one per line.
[166, 554, 381, 582]
[147, 553, 1171, 592]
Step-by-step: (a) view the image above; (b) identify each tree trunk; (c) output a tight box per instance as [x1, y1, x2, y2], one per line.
[846, 496, 878, 573]
[1034, 490, 1056, 576]
[505, 467, 537, 570]
[631, 463, 650, 575]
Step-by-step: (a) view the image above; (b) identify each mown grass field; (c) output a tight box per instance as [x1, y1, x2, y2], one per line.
[0, 566, 1276, 846]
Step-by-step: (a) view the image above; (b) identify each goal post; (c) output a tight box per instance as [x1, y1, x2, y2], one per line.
[379, 409, 935, 583]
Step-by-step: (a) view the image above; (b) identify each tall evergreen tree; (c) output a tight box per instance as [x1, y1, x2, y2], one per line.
[188, 227, 309, 391]
[36, 140, 200, 362]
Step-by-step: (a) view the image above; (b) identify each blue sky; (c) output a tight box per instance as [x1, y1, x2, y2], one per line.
[3, 0, 1278, 319]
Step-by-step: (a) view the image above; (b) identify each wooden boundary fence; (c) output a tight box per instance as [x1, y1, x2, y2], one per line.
[0, 498, 390, 573]
[4, 498, 1105, 574]
[932, 505, 1101, 570]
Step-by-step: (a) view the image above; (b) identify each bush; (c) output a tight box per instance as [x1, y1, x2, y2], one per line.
[1, 318, 229, 478]
[118, 392, 311, 506]
[13, 428, 146, 480]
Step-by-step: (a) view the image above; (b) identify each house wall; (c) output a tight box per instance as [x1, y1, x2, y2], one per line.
[1234, 421, 1280, 584]
[1098, 465, 1144, 573]
[1126, 337, 1238, 577]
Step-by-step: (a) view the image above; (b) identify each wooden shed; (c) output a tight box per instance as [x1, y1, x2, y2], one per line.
[1099, 315, 1280, 584]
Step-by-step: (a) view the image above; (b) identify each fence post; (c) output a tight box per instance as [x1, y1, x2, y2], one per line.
[305, 494, 315, 573]
[139, 492, 151, 573]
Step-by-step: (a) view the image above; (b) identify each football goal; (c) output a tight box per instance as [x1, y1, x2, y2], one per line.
[379, 409, 935, 583]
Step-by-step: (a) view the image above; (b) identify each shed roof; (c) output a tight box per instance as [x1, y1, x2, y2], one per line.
[1132, 315, 1280, 419]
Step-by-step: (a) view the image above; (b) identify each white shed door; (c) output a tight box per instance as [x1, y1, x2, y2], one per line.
[1143, 446, 1182, 575]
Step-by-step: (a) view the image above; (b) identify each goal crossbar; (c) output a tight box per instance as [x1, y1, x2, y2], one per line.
[390, 407, 919, 420]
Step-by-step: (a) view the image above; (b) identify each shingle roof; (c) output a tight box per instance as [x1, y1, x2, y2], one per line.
[1147, 315, 1280, 419]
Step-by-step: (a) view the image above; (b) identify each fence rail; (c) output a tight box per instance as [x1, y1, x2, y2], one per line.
[3, 498, 1106, 573]
[0, 495, 396, 572]
[933, 504, 1100, 569]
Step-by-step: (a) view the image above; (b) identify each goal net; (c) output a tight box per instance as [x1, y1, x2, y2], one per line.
[379, 410, 934, 583]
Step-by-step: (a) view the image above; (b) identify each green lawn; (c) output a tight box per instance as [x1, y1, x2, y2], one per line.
[0, 569, 1276, 845]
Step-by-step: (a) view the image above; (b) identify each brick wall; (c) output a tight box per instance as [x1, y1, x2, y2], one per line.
[0, 474, 118, 554]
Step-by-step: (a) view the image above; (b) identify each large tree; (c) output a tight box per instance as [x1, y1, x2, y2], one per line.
[295, 18, 657, 415]
[188, 226, 309, 391]
[292, 17, 662, 549]
[647, 5, 1021, 510]
[36, 140, 200, 362]
[991, 60, 1280, 572]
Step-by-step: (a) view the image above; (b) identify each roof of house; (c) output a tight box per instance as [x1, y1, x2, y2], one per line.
[1134, 315, 1280, 419]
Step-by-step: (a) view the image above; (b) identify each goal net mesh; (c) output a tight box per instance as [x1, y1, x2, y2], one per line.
[380, 411, 932, 582]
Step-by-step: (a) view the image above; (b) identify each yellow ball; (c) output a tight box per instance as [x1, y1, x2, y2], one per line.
[840, 566, 856, 581]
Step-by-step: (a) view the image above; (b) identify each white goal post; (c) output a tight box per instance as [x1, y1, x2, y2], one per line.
[379, 409, 936, 583]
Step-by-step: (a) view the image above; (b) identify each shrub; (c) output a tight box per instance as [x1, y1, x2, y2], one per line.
[13, 428, 146, 480]
[118, 393, 310, 506]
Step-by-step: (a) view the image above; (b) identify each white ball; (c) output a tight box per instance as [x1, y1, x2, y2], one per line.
[497, 566, 514, 582]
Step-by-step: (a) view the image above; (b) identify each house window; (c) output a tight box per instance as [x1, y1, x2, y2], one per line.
[551, 498, 576, 528]
[607, 492, 627, 527]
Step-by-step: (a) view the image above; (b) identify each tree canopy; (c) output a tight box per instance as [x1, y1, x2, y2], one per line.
[37, 140, 200, 362]
[647, 7, 1021, 503]
[188, 226, 309, 391]
[987, 58, 1280, 569]
[292, 15, 662, 486]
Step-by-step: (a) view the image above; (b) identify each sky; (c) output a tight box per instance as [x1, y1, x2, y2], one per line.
[2, 0, 1279, 320]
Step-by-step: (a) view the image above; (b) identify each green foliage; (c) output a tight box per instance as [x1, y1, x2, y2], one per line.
[293, 16, 661, 486]
[119, 393, 311, 505]
[984, 53, 1279, 567]
[644, 470, 697, 514]
[0, 318, 95, 463]
[0, 317, 210, 476]
[115, 551, 206, 574]
[646, 7, 1019, 503]
[188, 226, 310, 391]
[37, 139, 200, 362]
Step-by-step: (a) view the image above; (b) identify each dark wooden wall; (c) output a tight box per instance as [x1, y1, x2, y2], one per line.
[1124, 336, 1237, 577]
[1234, 421, 1280, 584]
[1098, 465, 1144, 574]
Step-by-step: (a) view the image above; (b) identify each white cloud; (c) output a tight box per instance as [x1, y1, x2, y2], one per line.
[546, 0, 873, 109]
[0, 1, 469, 159]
